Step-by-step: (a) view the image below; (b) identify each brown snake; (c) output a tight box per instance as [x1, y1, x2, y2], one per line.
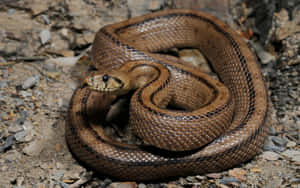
[66, 9, 270, 180]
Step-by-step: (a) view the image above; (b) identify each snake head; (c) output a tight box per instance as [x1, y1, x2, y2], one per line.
[84, 70, 132, 95]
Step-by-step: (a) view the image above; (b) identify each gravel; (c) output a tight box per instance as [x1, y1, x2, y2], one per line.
[0, 0, 298, 187]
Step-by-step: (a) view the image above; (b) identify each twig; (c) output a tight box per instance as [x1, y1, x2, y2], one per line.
[7, 56, 48, 62]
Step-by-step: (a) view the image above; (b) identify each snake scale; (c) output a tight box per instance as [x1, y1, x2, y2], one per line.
[66, 9, 270, 180]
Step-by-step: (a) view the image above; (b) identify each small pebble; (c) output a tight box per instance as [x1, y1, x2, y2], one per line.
[0, 96, 6, 106]
[102, 178, 112, 187]
[22, 75, 39, 89]
[228, 168, 247, 181]
[0, 81, 8, 89]
[263, 136, 286, 152]
[60, 28, 69, 37]
[55, 170, 65, 180]
[290, 178, 300, 184]
[138, 184, 147, 188]
[19, 91, 33, 97]
[219, 177, 241, 185]
[41, 14, 51, 24]
[251, 42, 276, 64]
[7, 8, 15, 15]
[271, 136, 287, 147]
[33, 90, 44, 97]
[14, 130, 27, 142]
[16, 176, 24, 186]
[186, 176, 196, 182]
[58, 98, 63, 107]
[268, 126, 276, 135]
[14, 99, 24, 107]
[147, 184, 160, 188]
[23, 139, 45, 156]
[24, 131, 34, 142]
[58, 182, 69, 188]
[14, 117, 26, 126]
[109, 182, 137, 188]
[167, 184, 184, 188]
[40, 29, 51, 44]
[261, 151, 281, 161]
[281, 150, 300, 163]
[206, 173, 222, 179]
[8, 124, 24, 133]
[258, 51, 276, 64]
[0, 135, 16, 153]
[286, 141, 296, 148]
[43, 61, 57, 72]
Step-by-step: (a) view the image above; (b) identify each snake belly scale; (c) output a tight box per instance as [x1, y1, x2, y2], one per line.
[66, 9, 270, 180]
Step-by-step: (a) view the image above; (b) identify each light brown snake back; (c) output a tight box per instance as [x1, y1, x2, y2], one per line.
[66, 9, 270, 180]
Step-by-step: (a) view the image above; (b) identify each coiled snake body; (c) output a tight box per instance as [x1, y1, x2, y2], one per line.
[66, 9, 269, 180]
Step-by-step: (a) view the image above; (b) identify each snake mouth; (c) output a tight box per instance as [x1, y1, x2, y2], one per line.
[97, 85, 124, 92]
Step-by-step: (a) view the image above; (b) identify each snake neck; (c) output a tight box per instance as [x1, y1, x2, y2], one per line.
[85, 60, 171, 98]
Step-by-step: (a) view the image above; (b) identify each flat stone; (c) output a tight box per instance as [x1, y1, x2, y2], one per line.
[206, 172, 222, 179]
[22, 75, 39, 89]
[14, 98, 24, 107]
[281, 150, 300, 163]
[127, 0, 166, 17]
[59, 50, 75, 57]
[29, 0, 49, 15]
[167, 184, 184, 188]
[109, 182, 137, 188]
[228, 168, 247, 181]
[19, 91, 32, 97]
[186, 176, 197, 182]
[14, 117, 26, 126]
[138, 184, 147, 188]
[60, 28, 69, 38]
[290, 178, 300, 184]
[14, 130, 27, 142]
[43, 62, 57, 72]
[0, 135, 15, 153]
[220, 177, 241, 185]
[263, 136, 286, 152]
[0, 81, 8, 89]
[103, 178, 112, 187]
[67, 0, 89, 16]
[286, 141, 296, 148]
[258, 51, 276, 64]
[195, 175, 207, 180]
[40, 29, 51, 44]
[271, 136, 288, 147]
[41, 14, 50, 24]
[8, 124, 24, 133]
[7, 9, 16, 15]
[4, 41, 19, 55]
[54, 170, 64, 180]
[46, 57, 79, 67]
[23, 139, 45, 156]
[261, 151, 281, 161]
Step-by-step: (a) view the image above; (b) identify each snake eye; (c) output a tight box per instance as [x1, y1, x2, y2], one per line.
[102, 74, 109, 82]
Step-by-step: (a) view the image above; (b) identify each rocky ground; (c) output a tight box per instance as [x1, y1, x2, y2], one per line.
[0, 0, 299, 187]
